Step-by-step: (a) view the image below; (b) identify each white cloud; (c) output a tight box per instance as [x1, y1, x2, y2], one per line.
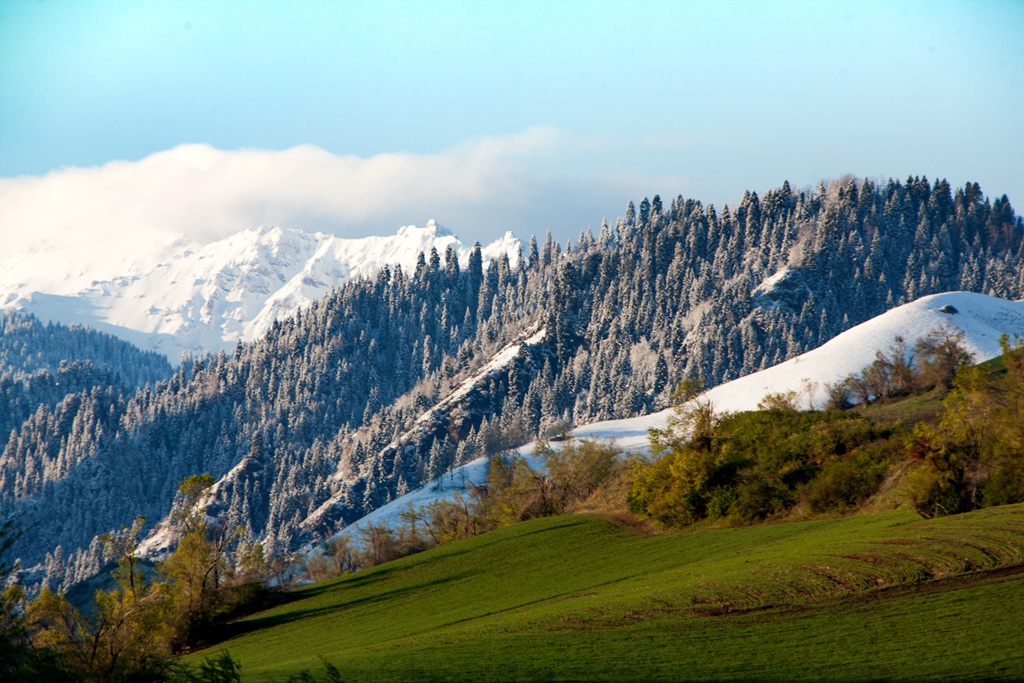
[0, 126, 651, 261]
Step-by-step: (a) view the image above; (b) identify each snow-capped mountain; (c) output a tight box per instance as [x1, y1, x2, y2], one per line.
[9, 176, 1022, 590]
[340, 291, 1024, 535]
[0, 221, 520, 361]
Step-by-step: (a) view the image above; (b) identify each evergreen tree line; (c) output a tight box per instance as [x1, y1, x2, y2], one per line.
[0, 313, 172, 451]
[0, 313, 171, 386]
[1, 176, 1021, 591]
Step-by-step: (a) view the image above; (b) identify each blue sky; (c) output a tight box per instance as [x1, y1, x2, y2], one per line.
[1, 0, 1022, 245]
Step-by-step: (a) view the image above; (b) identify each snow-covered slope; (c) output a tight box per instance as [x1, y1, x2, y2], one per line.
[0, 221, 520, 362]
[303, 328, 548, 534]
[337, 291, 1024, 536]
[143, 326, 549, 558]
[574, 291, 1024, 451]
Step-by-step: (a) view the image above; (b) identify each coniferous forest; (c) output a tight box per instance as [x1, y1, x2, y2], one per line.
[1, 175, 1022, 593]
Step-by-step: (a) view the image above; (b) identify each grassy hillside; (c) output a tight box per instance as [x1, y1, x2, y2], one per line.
[193, 505, 1024, 681]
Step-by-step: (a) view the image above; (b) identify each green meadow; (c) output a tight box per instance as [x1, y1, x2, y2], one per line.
[192, 504, 1024, 682]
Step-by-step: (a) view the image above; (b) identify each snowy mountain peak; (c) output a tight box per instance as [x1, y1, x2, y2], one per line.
[0, 222, 521, 362]
[405, 218, 452, 238]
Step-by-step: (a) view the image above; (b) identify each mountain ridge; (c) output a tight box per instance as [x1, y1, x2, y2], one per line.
[332, 290, 1024, 538]
[3, 175, 1022, 593]
[0, 220, 521, 361]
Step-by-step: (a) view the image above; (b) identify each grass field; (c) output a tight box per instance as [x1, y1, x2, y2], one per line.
[854, 388, 945, 425]
[188, 504, 1024, 681]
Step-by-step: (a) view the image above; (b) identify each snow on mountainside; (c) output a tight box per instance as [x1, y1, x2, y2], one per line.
[339, 291, 1024, 536]
[574, 291, 1024, 450]
[302, 328, 548, 535]
[141, 327, 550, 558]
[0, 221, 520, 362]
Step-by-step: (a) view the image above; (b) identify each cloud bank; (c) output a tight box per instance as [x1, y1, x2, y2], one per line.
[0, 127, 654, 259]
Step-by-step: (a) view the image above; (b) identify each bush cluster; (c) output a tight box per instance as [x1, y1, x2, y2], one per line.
[629, 329, 1024, 528]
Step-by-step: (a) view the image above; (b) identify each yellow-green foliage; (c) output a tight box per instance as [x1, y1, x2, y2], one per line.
[629, 395, 900, 527]
[15, 473, 277, 680]
[632, 336, 1024, 528]
[420, 440, 626, 540]
[534, 439, 624, 515]
[906, 335, 1024, 516]
[28, 516, 174, 681]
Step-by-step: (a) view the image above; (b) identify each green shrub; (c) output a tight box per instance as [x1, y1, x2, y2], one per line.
[730, 478, 793, 523]
[632, 401, 900, 527]
[804, 451, 888, 514]
[981, 456, 1024, 507]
